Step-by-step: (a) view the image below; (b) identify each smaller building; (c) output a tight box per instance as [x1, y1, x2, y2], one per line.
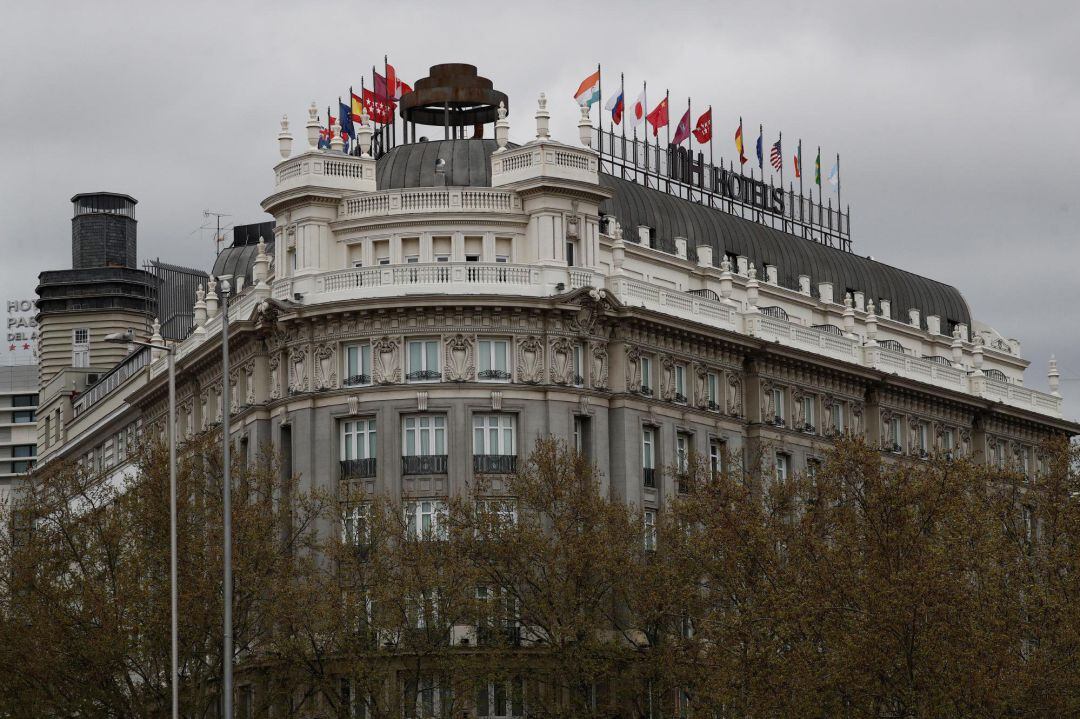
[0, 364, 38, 504]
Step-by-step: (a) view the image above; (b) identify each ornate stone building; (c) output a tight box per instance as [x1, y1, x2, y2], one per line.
[35, 64, 1076, 527]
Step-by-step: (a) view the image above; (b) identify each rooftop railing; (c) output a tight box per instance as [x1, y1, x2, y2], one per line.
[73, 347, 150, 418]
[339, 188, 522, 220]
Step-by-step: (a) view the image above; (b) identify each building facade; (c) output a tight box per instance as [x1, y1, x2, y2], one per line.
[0, 364, 38, 505]
[34, 64, 1075, 520]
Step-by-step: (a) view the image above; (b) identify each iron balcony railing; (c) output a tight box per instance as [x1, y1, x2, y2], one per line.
[343, 373, 371, 387]
[406, 369, 441, 381]
[478, 369, 511, 380]
[340, 458, 377, 479]
[643, 467, 657, 488]
[401, 454, 448, 475]
[473, 454, 518, 474]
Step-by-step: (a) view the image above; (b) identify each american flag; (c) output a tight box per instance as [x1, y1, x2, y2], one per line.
[770, 139, 783, 171]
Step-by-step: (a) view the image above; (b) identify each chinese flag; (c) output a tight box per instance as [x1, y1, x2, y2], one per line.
[645, 96, 668, 137]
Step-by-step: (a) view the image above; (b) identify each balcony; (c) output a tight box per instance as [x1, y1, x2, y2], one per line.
[406, 369, 441, 382]
[338, 187, 522, 220]
[643, 467, 656, 488]
[478, 369, 512, 381]
[343, 373, 371, 387]
[473, 455, 518, 475]
[340, 458, 377, 479]
[402, 454, 448, 475]
[313, 262, 544, 300]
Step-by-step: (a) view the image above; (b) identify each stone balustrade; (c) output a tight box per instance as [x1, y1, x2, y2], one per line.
[490, 140, 599, 187]
[272, 151, 375, 194]
[338, 188, 522, 220]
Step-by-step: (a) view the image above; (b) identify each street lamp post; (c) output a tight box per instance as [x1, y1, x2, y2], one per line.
[105, 328, 177, 719]
[219, 276, 233, 719]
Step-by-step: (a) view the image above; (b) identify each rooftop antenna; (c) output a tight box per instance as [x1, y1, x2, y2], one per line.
[203, 210, 232, 256]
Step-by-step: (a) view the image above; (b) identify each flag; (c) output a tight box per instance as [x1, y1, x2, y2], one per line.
[386, 63, 412, 99]
[735, 121, 747, 165]
[815, 147, 822, 186]
[793, 152, 801, 179]
[633, 89, 647, 126]
[828, 161, 839, 187]
[373, 70, 389, 100]
[756, 125, 764, 169]
[574, 69, 601, 107]
[672, 107, 691, 145]
[646, 96, 668, 137]
[770, 139, 782, 171]
[318, 124, 332, 149]
[605, 90, 624, 125]
[350, 92, 365, 122]
[339, 102, 355, 142]
[362, 87, 395, 124]
[692, 108, 712, 143]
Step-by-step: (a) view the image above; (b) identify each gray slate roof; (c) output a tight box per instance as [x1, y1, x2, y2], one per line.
[374, 138, 972, 328]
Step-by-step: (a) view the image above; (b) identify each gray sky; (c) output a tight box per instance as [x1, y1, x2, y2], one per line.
[1, 0, 1077, 419]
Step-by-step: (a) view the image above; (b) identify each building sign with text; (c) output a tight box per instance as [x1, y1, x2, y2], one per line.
[6, 299, 37, 353]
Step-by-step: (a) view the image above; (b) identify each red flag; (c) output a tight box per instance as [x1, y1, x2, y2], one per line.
[362, 88, 395, 124]
[672, 107, 691, 145]
[735, 121, 748, 165]
[692, 108, 712, 143]
[386, 64, 397, 99]
[397, 79, 413, 98]
[373, 71, 389, 100]
[645, 96, 668, 137]
[793, 153, 801, 178]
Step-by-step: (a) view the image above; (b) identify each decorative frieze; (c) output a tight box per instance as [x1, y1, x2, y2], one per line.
[372, 336, 401, 384]
[549, 337, 576, 385]
[313, 342, 337, 390]
[444, 334, 475, 382]
[590, 342, 609, 390]
[288, 345, 309, 394]
[516, 336, 544, 384]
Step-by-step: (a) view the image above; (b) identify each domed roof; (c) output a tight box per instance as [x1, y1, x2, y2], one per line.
[376, 139, 509, 189]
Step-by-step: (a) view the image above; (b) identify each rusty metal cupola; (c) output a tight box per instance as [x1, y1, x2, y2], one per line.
[399, 63, 508, 141]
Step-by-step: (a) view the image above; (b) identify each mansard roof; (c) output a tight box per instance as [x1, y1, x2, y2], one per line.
[371, 138, 972, 327]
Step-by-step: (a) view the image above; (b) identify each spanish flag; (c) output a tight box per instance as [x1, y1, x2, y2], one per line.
[350, 92, 365, 123]
[735, 118, 748, 165]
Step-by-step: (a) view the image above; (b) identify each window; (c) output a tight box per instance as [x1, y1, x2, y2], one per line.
[829, 401, 845, 434]
[565, 239, 578, 267]
[116, 429, 126, 462]
[775, 453, 789, 483]
[640, 356, 654, 396]
[915, 422, 930, 457]
[473, 415, 516, 474]
[709, 438, 725, 477]
[341, 680, 369, 719]
[478, 339, 511, 381]
[404, 676, 443, 718]
[676, 433, 690, 475]
[993, 441, 1005, 468]
[889, 416, 903, 452]
[12, 445, 34, 474]
[465, 254, 481, 263]
[377, 256, 390, 266]
[342, 502, 371, 545]
[406, 340, 440, 381]
[1020, 446, 1031, 477]
[73, 328, 89, 368]
[706, 372, 720, 410]
[12, 410, 34, 424]
[435, 254, 450, 263]
[674, 365, 687, 403]
[801, 395, 815, 432]
[402, 415, 447, 474]
[237, 686, 253, 719]
[643, 510, 657, 551]
[772, 387, 785, 426]
[477, 679, 524, 719]
[344, 343, 372, 386]
[572, 343, 585, 387]
[12, 394, 37, 407]
[573, 415, 590, 458]
[642, 427, 656, 487]
[806, 458, 821, 479]
[405, 255, 420, 264]
[341, 418, 377, 478]
[941, 428, 955, 458]
[406, 500, 447, 538]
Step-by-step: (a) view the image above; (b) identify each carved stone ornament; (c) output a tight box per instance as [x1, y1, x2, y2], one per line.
[566, 213, 581, 240]
[268, 352, 281, 400]
[199, 388, 210, 429]
[443, 334, 475, 382]
[229, 369, 240, 413]
[959, 428, 972, 456]
[180, 399, 194, 438]
[727, 374, 743, 417]
[625, 346, 642, 391]
[791, 388, 805, 425]
[590, 342, 609, 390]
[372, 336, 401, 385]
[516, 336, 545, 384]
[288, 345, 309, 394]
[693, 363, 709, 408]
[659, 354, 676, 401]
[760, 379, 775, 420]
[216, 388, 224, 424]
[244, 362, 256, 406]
[313, 342, 337, 390]
[549, 337, 576, 385]
[880, 409, 894, 445]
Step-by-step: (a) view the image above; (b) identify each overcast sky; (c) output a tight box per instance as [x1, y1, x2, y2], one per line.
[1, 0, 1077, 419]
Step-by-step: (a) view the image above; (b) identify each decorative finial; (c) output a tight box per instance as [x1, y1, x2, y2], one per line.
[207, 276, 217, 294]
[497, 101, 507, 121]
[535, 92, 550, 141]
[747, 263, 757, 280]
[195, 283, 205, 302]
[330, 121, 344, 152]
[280, 115, 289, 133]
[278, 114, 294, 159]
[306, 102, 321, 149]
[494, 101, 510, 154]
[844, 292, 854, 308]
[1048, 354, 1061, 397]
[611, 218, 623, 242]
[578, 104, 593, 148]
[867, 299, 876, 317]
[308, 102, 318, 122]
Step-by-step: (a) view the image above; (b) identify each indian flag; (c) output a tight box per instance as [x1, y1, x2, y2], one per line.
[573, 69, 601, 107]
